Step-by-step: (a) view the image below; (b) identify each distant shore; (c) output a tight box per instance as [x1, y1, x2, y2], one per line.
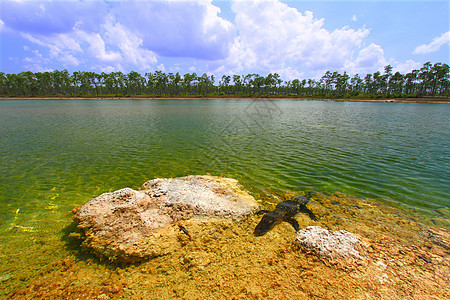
[1, 95, 449, 104]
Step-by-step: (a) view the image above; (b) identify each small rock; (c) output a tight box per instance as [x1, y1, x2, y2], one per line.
[294, 226, 363, 259]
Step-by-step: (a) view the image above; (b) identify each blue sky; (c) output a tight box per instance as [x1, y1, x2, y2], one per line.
[1, 0, 449, 80]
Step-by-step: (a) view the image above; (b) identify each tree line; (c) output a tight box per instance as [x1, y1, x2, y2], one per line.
[0, 62, 448, 98]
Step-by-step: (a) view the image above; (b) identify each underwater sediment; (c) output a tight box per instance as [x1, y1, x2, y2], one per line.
[4, 177, 450, 299]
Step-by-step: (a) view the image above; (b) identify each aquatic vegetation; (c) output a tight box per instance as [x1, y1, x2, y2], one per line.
[6, 209, 35, 233]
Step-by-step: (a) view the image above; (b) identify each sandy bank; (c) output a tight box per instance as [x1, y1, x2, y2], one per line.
[1, 95, 449, 104]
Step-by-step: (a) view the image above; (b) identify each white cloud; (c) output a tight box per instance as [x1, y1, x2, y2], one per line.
[157, 64, 166, 72]
[61, 54, 80, 67]
[219, 0, 372, 77]
[393, 60, 422, 74]
[275, 67, 305, 82]
[23, 30, 120, 67]
[351, 15, 358, 22]
[22, 48, 54, 72]
[100, 65, 119, 74]
[21, 32, 82, 67]
[103, 19, 157, 70]
[350, 43, 387, 74]
[414, 31, 450, 54]
[16, 7, 159, 71]
[113, 0, 235, 60]
[77, 32, 121, 63]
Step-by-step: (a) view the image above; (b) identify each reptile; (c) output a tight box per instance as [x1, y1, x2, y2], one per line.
[254, 193, 317, 236]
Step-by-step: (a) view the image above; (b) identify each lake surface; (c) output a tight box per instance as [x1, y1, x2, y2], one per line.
[0, 98, 449, 293]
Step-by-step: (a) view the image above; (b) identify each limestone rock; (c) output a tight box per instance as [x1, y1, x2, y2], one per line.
[73, 175, 258, 262]
[295, 226, 363, 259]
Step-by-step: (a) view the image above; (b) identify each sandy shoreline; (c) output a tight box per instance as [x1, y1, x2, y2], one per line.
[1, 96, 449, 104]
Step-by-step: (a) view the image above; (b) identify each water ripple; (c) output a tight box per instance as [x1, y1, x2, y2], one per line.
[0, 99, 449, 227]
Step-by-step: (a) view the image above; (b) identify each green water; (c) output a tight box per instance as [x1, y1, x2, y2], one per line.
[0, 99, 449, 293]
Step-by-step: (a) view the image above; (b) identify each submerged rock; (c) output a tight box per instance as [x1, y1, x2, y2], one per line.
[72, 175, 258, 262]
[295, 226, 363, 259]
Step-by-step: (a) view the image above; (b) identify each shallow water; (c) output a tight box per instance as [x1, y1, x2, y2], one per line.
[0, 98, 449, 296]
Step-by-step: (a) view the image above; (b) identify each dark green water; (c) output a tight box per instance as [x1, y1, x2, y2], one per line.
[0, 99, 449, 292]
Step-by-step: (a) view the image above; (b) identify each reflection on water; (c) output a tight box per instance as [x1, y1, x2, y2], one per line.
[0, 99, 449, 296]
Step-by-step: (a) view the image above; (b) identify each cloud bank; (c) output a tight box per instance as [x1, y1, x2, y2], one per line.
[223, 0, 376, 78]
[1, 0, 406, 78]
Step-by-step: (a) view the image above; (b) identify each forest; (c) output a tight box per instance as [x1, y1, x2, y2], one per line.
[0, 62, 448, 99]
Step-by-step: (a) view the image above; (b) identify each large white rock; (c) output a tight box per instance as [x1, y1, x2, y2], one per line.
[73, 175, 258, 262]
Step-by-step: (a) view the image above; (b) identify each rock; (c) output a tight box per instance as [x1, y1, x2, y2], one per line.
[294, 226, 363, 259]
[73, 175, 258, 262]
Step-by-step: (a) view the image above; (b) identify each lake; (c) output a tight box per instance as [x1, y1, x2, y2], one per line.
[0, 98, 449, 295]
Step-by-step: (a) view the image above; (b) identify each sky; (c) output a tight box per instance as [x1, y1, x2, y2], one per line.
[0, 0, 449, 80]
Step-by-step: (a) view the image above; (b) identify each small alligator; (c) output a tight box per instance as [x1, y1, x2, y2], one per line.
[254, 193, 317, 236]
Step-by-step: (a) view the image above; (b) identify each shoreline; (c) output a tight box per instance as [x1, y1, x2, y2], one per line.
[1, 95, 449, 104]
[4, 190, 449, 299]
